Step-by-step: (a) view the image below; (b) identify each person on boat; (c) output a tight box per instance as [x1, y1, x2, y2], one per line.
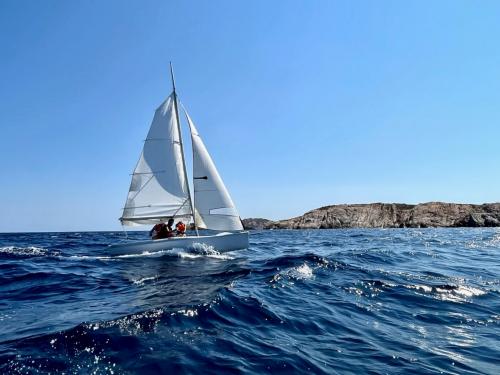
[150, 218, 175, 240]
[175, 221, 187, 237]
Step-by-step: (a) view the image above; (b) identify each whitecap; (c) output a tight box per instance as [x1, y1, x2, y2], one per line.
[272, 262, 314, 285]
[178, 252, 202, 259]
[289, 263, 314, 279]
[177, 309, 198, 317]
[408, 284, 433, 293]
[65, 250, 171, 261]
[132, 275, 158, 285]
[407, 283, 486, 302]
[177, 243, 233, 260]
[0, 246, 48, 257]
[451, 285, 486, 298]
[114, 250, 170, 259]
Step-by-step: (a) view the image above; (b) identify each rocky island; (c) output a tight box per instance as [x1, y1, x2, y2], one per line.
[242, 202, 500, 230]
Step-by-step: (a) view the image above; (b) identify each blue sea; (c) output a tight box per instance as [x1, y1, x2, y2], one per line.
[0, 229, 499, 374]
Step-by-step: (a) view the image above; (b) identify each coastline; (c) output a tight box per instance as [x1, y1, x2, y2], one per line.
[242, 202, 500, 230]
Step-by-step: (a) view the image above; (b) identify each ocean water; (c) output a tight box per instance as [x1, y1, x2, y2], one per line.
[0, 229, 499, 374]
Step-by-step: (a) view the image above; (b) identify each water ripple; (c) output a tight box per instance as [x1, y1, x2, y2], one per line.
[0, 229, 499, 374]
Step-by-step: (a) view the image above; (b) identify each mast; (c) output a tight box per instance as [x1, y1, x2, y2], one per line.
[170, 62, 199, 235]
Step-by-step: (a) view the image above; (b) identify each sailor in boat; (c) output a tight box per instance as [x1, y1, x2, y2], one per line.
[149, 218, 175, 240]
[175, 221, 187, 237]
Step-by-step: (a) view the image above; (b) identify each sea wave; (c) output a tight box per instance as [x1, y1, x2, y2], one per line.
[0, 245, 51, 257]
[1, 229, 499, 374]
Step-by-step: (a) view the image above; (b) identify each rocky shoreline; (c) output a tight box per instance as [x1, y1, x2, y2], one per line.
[242, 202, 500, 230]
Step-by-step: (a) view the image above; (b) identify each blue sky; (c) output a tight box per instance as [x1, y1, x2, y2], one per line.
[1, 1, 499, 232]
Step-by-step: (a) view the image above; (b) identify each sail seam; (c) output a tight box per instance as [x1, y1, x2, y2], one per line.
[121, 214, 192, 221]
[123, 204, 182, 209]
[208, 206, 236, 211]
[131, 171, 165, 175]
[204, 213, 240, 217]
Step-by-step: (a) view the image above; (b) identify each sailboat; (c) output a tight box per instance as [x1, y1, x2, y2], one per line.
[108, 64, 248, 255]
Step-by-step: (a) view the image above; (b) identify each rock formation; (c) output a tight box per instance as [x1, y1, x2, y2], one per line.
[243, 202, 500, 229]
[241, 218, 274, 230]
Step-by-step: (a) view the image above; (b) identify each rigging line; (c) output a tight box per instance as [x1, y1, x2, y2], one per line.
[127, 174, 154, 202]
[178, 100, 203, 236]
[170, 62, 199, 236]
[171, 197, 192, 219]
[119, 151, 143, 223]
[121, 224, 129, 239]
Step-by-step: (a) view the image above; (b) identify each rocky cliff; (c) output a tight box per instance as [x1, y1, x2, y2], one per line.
[241, 218, 274, 230]
[244, 202, 500, 229]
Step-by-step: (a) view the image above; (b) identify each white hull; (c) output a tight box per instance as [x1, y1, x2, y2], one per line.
[107, 231, 249, 256]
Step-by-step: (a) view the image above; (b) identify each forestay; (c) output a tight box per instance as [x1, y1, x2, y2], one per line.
[183, 107, 243, 231]
[120, 94, 192, 226]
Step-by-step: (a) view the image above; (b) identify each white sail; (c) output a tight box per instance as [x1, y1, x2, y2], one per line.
[120, 94, 191, 226]
[183, 107, 243, 231]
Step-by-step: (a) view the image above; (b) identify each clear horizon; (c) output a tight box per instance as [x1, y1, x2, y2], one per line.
[1, 1, 500, 232]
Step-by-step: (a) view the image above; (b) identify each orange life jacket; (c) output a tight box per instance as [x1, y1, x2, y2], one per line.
[176, 222, 186, 233]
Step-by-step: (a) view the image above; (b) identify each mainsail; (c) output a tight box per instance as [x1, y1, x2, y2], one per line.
[183, 107, 244, 231]
[120, 94, 192, 226]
